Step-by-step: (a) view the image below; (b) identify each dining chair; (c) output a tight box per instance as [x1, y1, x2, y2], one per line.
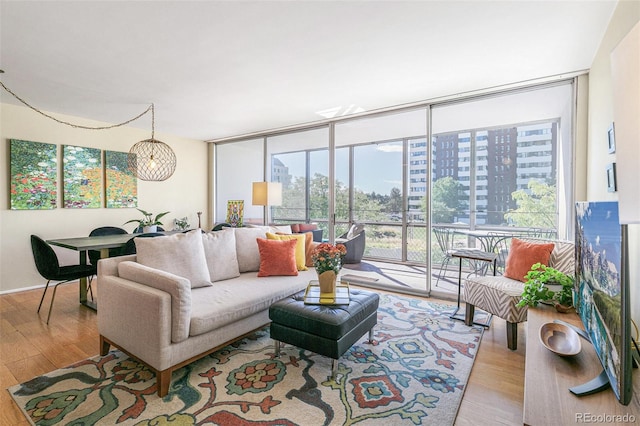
[31, 235, 98, 324]
[120, 233, 165, 256]
[134, 226, 165, 233]
[88, 226, 128, 266]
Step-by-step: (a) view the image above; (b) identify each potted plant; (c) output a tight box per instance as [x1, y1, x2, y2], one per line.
[173, 217, 190, 231]
[311, 242, 347, 293]
[516, 262, 575, 312]
[124, 208, 169, 233]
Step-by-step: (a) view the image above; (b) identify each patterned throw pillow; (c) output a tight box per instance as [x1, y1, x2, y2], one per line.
[256, 238, 298, 277]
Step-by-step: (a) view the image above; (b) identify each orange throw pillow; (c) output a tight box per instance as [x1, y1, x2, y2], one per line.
[306, 240, 320, 268]
[266, 232, 308, 271]
[256, 238, 298, 277]
[504, 238, 555, 282]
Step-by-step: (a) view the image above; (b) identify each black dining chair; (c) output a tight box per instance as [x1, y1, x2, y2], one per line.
[88, 226, 128, 266]
[133, 226, 165, 233]
[120, 233, 165, 256]
[31, 235, 98, 324]
[212, 222, 232, 231]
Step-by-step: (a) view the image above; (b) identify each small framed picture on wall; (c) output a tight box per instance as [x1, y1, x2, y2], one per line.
[607, 123, 616, 153]
[606, 163, 617, 192]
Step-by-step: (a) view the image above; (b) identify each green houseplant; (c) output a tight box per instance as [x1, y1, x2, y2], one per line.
[124, 208, 169, 232]
[516, 262, 574, 311]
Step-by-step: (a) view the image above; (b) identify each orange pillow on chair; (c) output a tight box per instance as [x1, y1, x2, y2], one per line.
[504, 238, 555, 282]
[256, 238, 298, 277]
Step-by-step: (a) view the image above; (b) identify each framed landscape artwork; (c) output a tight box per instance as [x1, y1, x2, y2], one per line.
[105, 150, 137, 208]
[63, 145, 102, 208]
[10, 139, 58, 210]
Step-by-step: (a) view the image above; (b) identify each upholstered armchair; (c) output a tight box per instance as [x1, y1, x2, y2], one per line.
[463, 238, 575, 350]
[336, 224, 366, 264]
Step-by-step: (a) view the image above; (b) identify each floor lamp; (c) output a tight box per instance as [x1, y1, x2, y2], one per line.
[252, 182, 282, 225]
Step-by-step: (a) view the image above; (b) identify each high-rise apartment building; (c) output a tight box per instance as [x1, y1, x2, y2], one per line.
[408, 121, 557, 225]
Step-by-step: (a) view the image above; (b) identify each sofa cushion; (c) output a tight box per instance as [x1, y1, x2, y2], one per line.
[189, 270, 313, 337]
[290, 224, 300, 233]
[346, 223, 365, 240]
[463, 275, 528, 323]
[504, 238, 555, 282]
[118, 261, 192, 343]
[234, 227, 268, 272]
[135, 230, 212, 288]
[266, 232, 308, 271]
[270, 224, 292, 234]
[257, 238, 298, 277]
[298, 223, 318, 232]
[202, 229, 240, 281]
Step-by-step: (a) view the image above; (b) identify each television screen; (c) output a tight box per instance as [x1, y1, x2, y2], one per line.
[575, 201, 632, 405]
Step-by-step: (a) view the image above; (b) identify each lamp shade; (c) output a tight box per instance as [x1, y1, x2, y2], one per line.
[128, 138, 177, 181]
[252, 182, 282, 206]
[611, 21, 640, 224]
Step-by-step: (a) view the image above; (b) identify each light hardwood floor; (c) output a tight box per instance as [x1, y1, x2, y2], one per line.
[0, 282, 525, 425]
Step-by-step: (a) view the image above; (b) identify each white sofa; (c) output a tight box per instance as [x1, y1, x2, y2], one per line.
[97, 227, 316, 396]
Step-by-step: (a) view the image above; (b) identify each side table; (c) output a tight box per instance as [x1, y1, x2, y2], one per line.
[449, 248, 497, 326]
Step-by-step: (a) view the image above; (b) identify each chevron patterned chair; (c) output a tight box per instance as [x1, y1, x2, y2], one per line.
[462, 238, 574, 350]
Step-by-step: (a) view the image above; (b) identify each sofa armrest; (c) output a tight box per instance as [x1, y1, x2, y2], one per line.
[117, 261, 192, 343]
[98, 254, 137, 278]
[98, 275, 173, 371]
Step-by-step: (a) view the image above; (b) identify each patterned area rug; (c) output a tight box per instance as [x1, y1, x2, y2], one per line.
[8, 293, 483, 425]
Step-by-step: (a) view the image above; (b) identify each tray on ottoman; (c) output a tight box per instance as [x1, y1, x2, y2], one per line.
[303, 281, 350, 305]
[269, 288, 379, 379]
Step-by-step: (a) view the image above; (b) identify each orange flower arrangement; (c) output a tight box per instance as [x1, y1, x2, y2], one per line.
[311, 242, 347, 274]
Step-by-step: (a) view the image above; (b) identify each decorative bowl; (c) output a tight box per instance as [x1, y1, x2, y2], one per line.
[539, 322, 582, 356]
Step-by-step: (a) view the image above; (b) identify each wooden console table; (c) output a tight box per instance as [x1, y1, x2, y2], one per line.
[524, 304, 640, 425]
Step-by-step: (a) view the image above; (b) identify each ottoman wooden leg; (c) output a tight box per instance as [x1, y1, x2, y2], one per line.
[368, 327, 375, 343]
[274, 340, 281, 357]
[331, 359, 337, 379]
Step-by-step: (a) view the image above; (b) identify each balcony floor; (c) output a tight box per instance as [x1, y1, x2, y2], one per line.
[340, 259, 472, 300]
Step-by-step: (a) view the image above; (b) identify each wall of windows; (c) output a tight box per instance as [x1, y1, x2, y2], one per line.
[213, 80, 577, 295]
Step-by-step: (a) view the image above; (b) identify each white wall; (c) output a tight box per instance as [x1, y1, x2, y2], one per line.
[587, 1, 640, 321]
[0, 103, 209, 293]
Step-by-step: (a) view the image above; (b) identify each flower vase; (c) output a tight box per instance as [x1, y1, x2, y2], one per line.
[317, 270, 337, 294]
[143, 225, 158, 233]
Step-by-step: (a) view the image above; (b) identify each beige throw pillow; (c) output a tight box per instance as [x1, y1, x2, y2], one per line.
[135, 230, 212, 288]
[234, 227, 268, 272]
[202, 229, 240, 281]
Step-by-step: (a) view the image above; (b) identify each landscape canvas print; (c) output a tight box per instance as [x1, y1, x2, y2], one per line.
[63, 145, 102, 208]
[10, 139, 58, 210]
[105, 150, 137, 208]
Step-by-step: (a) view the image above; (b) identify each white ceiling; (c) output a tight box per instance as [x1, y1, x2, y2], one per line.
[0, 1, 616, 142]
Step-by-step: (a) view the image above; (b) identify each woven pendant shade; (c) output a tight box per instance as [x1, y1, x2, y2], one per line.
[128, 138, 176, 181]
[127, 104, 176, 181]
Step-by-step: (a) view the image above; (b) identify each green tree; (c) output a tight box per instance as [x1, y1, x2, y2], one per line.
[423, 176, 465, 224]
[504, 180, 557, 228]
[389, 187, 402, 213]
